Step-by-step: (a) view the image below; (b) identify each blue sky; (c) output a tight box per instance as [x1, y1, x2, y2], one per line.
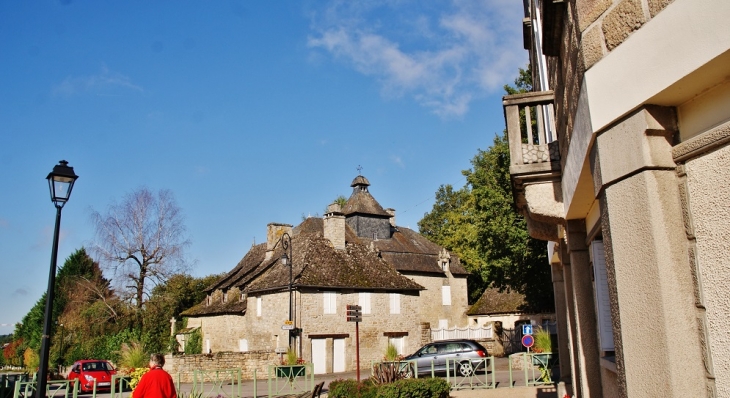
[0, 0, 526, 334]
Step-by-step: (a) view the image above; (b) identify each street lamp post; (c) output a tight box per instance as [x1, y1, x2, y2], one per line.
[279, 233, 294, 351]
[37, 160, 78, 398]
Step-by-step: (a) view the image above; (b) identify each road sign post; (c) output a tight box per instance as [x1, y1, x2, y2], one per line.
[522, 334, 534, 351]
[347, 305, 362, 381]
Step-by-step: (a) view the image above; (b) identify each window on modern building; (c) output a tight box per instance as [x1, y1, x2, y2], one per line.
[256, 297, 262, 317]
[390, 293, 401, 314]
[591, 240, 615, 352]
[324, 291, 337, 314]
[442, 285, 452, 305]
[359, 292, 372, 314]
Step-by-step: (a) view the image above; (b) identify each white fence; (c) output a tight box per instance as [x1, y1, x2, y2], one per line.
[431, 325, 493, 341]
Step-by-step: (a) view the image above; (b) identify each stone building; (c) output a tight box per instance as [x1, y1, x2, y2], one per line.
[182, 175, 471, 374]
[505, 0, 730, 397]
[466, 287, 555, 355]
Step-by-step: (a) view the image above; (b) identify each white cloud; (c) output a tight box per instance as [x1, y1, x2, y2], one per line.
[52, 64, 144, 97]
[307, 0, 526, 118]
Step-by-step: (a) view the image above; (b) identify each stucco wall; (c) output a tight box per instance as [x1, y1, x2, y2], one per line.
[684, 141, 730, 397]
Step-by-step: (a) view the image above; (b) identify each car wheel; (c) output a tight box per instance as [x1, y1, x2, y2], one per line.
[458, 361, 474, 377]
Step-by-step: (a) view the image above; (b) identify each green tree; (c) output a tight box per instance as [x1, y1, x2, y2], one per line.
[142, 273, 221, 353]
[418, 66, 554, 311]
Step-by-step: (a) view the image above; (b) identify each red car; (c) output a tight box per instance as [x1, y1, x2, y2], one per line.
[67, 360, 117, 392]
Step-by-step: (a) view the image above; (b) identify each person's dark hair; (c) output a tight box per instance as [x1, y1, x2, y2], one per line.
[150, 353, 165, 368]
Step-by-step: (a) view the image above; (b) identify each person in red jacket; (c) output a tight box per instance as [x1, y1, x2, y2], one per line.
[133, 354, 177, 398]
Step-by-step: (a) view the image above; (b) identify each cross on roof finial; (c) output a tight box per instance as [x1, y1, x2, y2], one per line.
[357, 165, 363, 175]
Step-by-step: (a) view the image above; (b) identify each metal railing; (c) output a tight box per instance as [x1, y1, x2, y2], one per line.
[508, 352, 556, 387]
[267, 364, 313, 397]
[431, 325, 493, 341]
[13, 379, 78, 398]
[192, 368, 242, 398]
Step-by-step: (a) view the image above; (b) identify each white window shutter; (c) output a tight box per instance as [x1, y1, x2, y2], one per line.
[591, 241, 615, 351]
[390, 293, 401, 314]
[442, 285, 452, 306]
[324, 292, 336, 314]
[359, 292, 372, 314]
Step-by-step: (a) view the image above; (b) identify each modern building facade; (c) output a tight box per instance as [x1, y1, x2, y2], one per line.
[504, 0, 730, 397]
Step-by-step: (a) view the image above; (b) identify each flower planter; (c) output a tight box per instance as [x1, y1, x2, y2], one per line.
[275, 365, 306, 379]
[531, 353, 552, 367]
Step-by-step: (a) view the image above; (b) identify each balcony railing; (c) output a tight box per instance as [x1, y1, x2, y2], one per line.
[503, 90, 560, 176]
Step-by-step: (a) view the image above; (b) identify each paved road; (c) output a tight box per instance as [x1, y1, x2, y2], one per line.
[5, 357, 559, 398]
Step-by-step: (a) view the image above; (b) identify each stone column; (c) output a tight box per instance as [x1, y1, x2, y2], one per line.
[566, 220, 603, 397]
[561, 245, 579, 398]
[550, 244, 572, 385]
[595, 106, 707, 397]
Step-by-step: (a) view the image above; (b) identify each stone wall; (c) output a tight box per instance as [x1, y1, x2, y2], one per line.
[409, 273, 469, 330]
[548, 0, 676, 164]
[165, 351, 278, 383]
[298, 289, 422, 372]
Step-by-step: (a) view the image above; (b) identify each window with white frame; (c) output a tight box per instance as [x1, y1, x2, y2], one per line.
[256, 297, 262, 317]
[389, 293, 400, 314]
[359, 292, 372, 314]
[388, 336, 404, 355]
[442, 285, 452, 305]
[591, 240, 615, 352]
[323, 291, 337, 314]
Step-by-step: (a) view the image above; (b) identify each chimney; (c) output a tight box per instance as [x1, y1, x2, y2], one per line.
[324, 203, 346, 250]
[266, 223, 293, 261]
[386, 208, 396, 227]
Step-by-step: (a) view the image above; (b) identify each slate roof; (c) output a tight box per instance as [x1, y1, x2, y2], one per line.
[466, 287, 527, 315]
[246, 234, 423, 293]
[342, 177, 391, 217]
[182, 217, 423, 317]
[182, 296, 247, 317]
[364, 227, 470, 276]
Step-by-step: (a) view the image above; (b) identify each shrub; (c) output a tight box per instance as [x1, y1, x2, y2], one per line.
[376, 378, 449, 398]
[118, 341, 148, 370]
[184, 329, 202, 354]
[328, 379, 377, 398]
[328, 378, 448, 398]
[533, 327, 553, 353]
[384, 343, 400, 362]
[128, 367, 150, 398]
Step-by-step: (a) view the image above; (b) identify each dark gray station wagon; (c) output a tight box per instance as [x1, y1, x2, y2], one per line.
[403, 339, 489, 377]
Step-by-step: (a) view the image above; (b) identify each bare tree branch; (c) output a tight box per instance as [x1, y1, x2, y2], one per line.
[89, 187, 191, 322]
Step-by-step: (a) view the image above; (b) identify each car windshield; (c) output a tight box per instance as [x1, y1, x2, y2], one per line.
[82, 362, 113, 371]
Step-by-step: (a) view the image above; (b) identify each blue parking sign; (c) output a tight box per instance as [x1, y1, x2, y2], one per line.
[522, 324, 533, 335]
